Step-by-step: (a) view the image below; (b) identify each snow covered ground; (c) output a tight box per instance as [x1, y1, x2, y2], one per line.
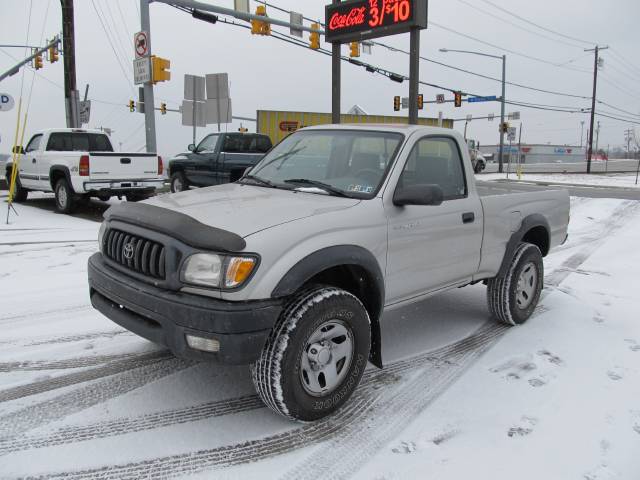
[480, 172, 640, 189]
[0, 191, 639, 479]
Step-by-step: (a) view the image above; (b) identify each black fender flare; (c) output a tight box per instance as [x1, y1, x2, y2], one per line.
[271, 245, 385, 369]
[497, 213, 550, 278]
[49, 165, 73, 192]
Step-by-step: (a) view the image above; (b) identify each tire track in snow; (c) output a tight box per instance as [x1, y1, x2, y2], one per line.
[0, 357, 193, 439]
[0, 352, 142, 373]
[0, 351, 171, 403]
[20, 323, 506, 480]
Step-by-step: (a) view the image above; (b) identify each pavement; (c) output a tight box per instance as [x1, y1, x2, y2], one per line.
[477, 179, 640, 200]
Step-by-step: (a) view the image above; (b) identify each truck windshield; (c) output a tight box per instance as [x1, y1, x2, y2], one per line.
[46, 132, 114, 152]
[248, 130, 403, 198]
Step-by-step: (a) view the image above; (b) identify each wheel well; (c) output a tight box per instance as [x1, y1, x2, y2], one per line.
[522, 226, 549, 256]
[169, 165, 184, 177]
[49, 169, 67, 190]
[302, 264, 383, 368]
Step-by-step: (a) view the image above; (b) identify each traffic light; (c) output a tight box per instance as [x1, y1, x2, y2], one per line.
[500, 122, 510, 134]
[151, 56, 171, 83]
[251, 5, 271, 35]
[128, 100, 135, 112]
[417, 94, 424, 110]
[309, 23, 320, 50]
[454, 91, 462, 108]
[238, 126, 248, 133]
[160, 102, 167, 115]
[349, 42, 360, 58]
[33, 53, 43, 70]
[49, 44, 59, 63]
[393, 95, 401, 112]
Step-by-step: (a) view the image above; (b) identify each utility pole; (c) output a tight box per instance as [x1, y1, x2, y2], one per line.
[595, 120, 600, 158]
[60, 0, 79, 128]
[625, 128, 633, 156]
[498, 55, 506, 173]
[140, 0, 157, 153]
[585, 45, 608, 173]
[580, 120, 585, 148]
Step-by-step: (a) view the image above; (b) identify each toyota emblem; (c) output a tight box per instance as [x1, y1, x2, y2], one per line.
[123, 243, 135, 260]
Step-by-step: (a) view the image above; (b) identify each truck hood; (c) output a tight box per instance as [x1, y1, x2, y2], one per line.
[145, 183, 361, 238]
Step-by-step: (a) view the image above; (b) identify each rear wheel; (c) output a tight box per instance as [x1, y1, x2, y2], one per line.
[54, 178, 77, 214]
[252, 286, 371, 421]
[170, 172, 188, 193]
[487, 242, 543, 325]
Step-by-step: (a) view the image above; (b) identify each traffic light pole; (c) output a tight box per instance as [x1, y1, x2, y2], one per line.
[585, 45, 607, 174]
[0, 37, 61, 83]
[408, 28, 420, 125]
[498, 54, 506, 174]
[60, 0, 80, 129]
[140, 0, 157, 153]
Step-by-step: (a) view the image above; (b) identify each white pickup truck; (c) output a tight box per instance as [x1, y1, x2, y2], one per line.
[6, 128, 164, 213]
[89, 124, 570, 421]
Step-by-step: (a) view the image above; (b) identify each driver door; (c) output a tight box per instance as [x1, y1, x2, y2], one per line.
[187, 134, 219, 186]
[19, 134, 43, 188]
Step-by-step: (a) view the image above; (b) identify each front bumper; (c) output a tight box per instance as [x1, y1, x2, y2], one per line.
[88, 253, 282, 364]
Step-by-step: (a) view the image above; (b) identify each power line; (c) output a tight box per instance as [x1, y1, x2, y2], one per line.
[453, 0, 586, 49]
[96, 0, 132, 74]
[478, 0, 596, 46]
[609, 49, 640, 77]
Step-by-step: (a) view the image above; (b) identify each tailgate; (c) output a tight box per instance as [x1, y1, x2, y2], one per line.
[89, 152, 159, 180]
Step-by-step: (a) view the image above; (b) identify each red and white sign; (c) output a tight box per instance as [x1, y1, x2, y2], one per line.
[134, 31, 148, 58]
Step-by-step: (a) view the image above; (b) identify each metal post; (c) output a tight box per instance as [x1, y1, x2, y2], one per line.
[586, 46, 599, 174]
[580, 120, 585, 148]
[463, 120, 468, 140]
[408, 28, 420, 125]
[605, 144, 609, 173]
[498, 54, 506, 173]
[140, 0, 157, 153]
[192, 76, 196, 145]
[517, 123, 523, 178]
[331, 1, 340, 124]
[595, 120, 600, 161]
[61, 0, 78, 128]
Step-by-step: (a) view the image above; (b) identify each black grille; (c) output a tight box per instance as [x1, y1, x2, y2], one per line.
[104, 229, 166, 279]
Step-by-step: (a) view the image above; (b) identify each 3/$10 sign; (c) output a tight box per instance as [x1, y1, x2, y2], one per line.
[325, 0, 428, 43]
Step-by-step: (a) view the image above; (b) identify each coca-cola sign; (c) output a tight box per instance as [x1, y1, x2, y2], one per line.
[325, 0, 428, 43]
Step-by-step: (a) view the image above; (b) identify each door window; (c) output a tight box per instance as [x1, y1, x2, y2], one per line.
[25, 134, 43, 153]
[397, 137, 467, 200]
[196, 135, 219, 153]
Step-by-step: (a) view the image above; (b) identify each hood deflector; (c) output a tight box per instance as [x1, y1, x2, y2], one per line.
[104, 202, 246, 252]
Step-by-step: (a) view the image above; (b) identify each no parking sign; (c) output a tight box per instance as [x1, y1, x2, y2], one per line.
[0, 93, 15, 112]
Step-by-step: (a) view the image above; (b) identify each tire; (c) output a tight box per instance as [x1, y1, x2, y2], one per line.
[97, 194, 111, 202]
[252, 286, 371, 422]
[487, 242, 543, 325]
[170, 172, 188, 193]
[9, 175, 28, 202]
[54, 178, 77, 214]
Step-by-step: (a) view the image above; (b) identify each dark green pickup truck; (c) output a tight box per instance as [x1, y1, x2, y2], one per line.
[168, 132, 272, 192]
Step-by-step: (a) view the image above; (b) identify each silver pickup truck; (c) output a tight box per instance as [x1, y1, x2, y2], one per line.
[88, 124, 569, 421]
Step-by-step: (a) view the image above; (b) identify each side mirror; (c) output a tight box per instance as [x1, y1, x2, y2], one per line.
[187, 143, 196, 152]
[12, 145, 24, 154]
[393, 184, 444, 207]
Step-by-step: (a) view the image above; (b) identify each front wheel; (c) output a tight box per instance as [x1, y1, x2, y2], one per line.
[252, 286, 371, 421]
[170, 172, 188, 193]
[8, 175, 28, 202]
[487, 242, 543, 325]
[54, 178, 77, 214]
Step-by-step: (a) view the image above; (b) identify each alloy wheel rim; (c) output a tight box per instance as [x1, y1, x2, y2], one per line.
[299, 320, 354, 397]
[516, 261, 538, 309]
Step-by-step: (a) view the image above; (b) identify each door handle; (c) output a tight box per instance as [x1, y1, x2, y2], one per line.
[462, 212, 475, 224]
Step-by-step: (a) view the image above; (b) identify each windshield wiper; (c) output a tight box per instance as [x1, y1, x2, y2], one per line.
[284, 179, 352, 198]
[238, 174, 280, 188]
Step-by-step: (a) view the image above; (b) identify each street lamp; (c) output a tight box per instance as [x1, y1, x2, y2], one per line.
[440, 48, 507, 173]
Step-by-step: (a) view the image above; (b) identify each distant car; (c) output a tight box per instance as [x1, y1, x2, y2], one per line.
[168, 132, 272, 192]
[0, 154, 8, 189]
[5, 128, 164, 213]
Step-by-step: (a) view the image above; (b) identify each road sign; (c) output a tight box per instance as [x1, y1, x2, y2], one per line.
[205, 73, 230, 100]
[134, 31, 148, 58]
[79, 100, 91, 124]
[436, 94, 445, 104]
[181, 100, 206, 127]
[325, 0, 429, 43]
[508, 111, 520, 120]
[184, 74, 205, 101]
[488, 113, 495, 122]
[467, 95, 498, 103]
[0, 93, 15, 112]
[401, 97, 409, 109]
[466, 114, 472, 122]
[206, 98, 232, 124]
[133, 57, 151, 84]
[507, 127, 517, 141]
[290, 11, 303, 38]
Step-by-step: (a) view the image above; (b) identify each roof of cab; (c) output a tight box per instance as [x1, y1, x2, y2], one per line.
[300, 123, 458, 137]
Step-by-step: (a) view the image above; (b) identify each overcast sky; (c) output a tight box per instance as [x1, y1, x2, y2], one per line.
[1, 0, 639, 158]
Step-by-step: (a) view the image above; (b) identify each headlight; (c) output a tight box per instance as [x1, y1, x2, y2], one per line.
[181, 254, 223, 287]
[98, 222, 107, 252]
[181, 254, 257, 289]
